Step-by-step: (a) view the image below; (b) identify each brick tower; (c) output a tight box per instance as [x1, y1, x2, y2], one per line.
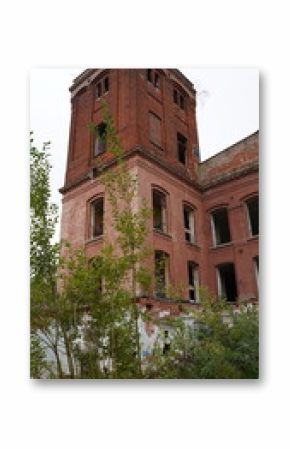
[60, 69, 259, 312]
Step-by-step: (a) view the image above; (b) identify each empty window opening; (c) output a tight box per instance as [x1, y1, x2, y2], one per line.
[180, 95, 184, 109]
[173, 89, 185, 109]
[91, 197, 104, 238]
[173, 89, 178, 104]
[217, 263, 237, 302]
[147, 69, 160, 88]
[177, 133, 187, 164]
[246, 196, 259, 236]
[96, 82, 102, 99]
[149, 112, 162, 147]
[184, 205, 195, 243]
[155, 251, 169, 298]
[211, 208, 231, 245]
[94, 122, 107, 157]
[153, 190, 167, 232]
[188, 262, 199, 303]
[96, 75, 110, 99]
[104, 76, 109, 93]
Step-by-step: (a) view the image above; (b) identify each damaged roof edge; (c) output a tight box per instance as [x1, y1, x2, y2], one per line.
[200, 130, 259, 165]
[69, 68, 196, 93]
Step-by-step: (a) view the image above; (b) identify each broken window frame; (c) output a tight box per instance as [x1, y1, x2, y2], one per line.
[216, 262, 238, 302]
[211, 207, 231, 246]
[152, 188, 168, 233]
[177, 132, 187, 165]
[187, 261, 200, 303]
[147, 69, 160, 89]
[94, 122, 107, 157]
[154, 250, 169, 298]
[173, 88, 185, 109]
[91, 197, 104, 239]
[183, 204, 195, 244]
[246, 195, 259, 237]
[95, 75, 110, 100]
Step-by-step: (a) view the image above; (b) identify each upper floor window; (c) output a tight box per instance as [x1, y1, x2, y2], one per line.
[177, 133, 187, 164]
[91, 197, 104, 238]
[153, 189, 167, 233]
[154, 250, 169, 298]
[149, 112, 162, 147]
[95, 75, 109, 99]
[173, 88, 185, 109]
[147, 69, 160, 88]
[188, 262, 199, 303]
[184, 205, 195, 243]
[246, 196, 259, 236]
[211, 208, 231, 246]
[94, 122, 107, 157]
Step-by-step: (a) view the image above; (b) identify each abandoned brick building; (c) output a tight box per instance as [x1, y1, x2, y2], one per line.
[60, 69, 259, 313]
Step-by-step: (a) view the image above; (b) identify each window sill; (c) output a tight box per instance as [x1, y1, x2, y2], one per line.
[85, 236, 104, 245]
[153, 228, 172, 239]
[185, 241, 200, 250]
[210, 242, 232, 250]
[247, 235, 259, 241]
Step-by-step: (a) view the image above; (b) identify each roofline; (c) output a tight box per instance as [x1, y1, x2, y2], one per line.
[69, 68, 196, 93]
[201, 130, 259, 165]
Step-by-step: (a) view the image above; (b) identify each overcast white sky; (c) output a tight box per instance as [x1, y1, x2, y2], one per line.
[30, 68, 259, 239]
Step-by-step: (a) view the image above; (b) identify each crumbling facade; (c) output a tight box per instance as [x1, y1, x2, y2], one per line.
[60, 69, 259, 313]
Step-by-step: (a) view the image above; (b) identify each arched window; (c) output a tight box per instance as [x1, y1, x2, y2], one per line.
[246, 195, 259, 236]
[91, 197, 104, 238]
[217, 263, 237, 302]
[94, 122, 107, 157]
[152, 189, 168, 233]
[211, 207, 231, 246]
[183, 204, 195, 243]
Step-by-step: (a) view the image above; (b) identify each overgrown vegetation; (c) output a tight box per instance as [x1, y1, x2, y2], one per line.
[30, 106, 259, 379]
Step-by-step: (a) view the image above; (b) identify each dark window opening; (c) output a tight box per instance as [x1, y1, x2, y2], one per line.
[154, 73, 160, 88]
[246, 196, 259, 236]
[153, 190, 167, 232]
[184, 206, 195, 243]
[173, 89, 178, 104]
[173, 88, 185, 109]
[218, 263, 237, 302]
[96, 82, 102, 99]
[94, 122, 107, 157]
[212, 208, 231, 245]
[92, 198, 104, 238]
[104, 76, 109, 93]
[180, 95, 184, 109]
[147, 69, 153, 82]
[96, 75, 109, 99]
[147, 69, 160, 88]
[177, 133, 187, 164]
[155, 251, 169, 298]
[188, 261, 199, 302]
